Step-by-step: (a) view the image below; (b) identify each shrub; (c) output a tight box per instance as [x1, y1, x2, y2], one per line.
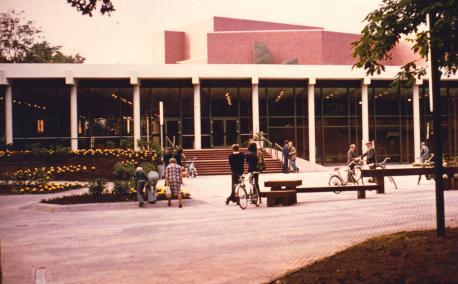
[89, 179, 106, 195]
[30, 143, 50, 158]
[113, 163, 135, 180]
[113, 180, 132, 195]
[140, 162, 156, 173]
[53, 145, 69, 158]
[105, 140, 116, 149]
[119, 138, 132, 149]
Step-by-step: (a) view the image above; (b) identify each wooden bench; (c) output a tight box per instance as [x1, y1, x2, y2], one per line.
[264, 180, 302, 190]
[265, 190, 297, 207]
[362, 167, 458, 194]
[295, 185, 380, 199]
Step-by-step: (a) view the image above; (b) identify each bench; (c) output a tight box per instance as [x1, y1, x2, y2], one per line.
[295, 185, 380, 199]
[264, 180, 302, 190]
[265, 190, 297, 207]
[361, 166, 458, 193]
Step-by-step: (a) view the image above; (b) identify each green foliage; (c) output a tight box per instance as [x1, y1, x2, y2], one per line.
[30, 143, 50, 158]
[53, 145, 69, 158]
[352, 0, 458, 81]
[89, 179, 106, 195]
[105, 140, 116, 149]
[113, 163, 135, 180]
[139, 162, 156, 173]
[113, 180, 131, 195]
[119, 138, 132, 149]
[67, 0, 115, 17]
[0, 10, 85, 63]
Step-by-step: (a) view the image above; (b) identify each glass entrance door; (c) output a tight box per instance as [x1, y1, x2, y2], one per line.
[211, 119, 239, 147]
[165, 119, 181, 146]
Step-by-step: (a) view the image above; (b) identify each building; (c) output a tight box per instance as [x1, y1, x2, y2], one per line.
[1, 17, 457, 164]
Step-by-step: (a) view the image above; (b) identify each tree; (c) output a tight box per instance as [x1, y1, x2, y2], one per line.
[0, 10, 85, 63]
[352, 0, 458, 238]
[67, 0, 115, 17]
[0, 10, 41, 63]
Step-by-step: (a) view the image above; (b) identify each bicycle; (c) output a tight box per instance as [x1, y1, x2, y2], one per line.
[328, 165, 360, 193]
[234, 172, 260, 209]
[185, 158, 198, 178]
[371, 157, 398, 189]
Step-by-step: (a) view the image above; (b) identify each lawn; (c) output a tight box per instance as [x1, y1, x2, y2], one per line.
[273, 228, 458, 284]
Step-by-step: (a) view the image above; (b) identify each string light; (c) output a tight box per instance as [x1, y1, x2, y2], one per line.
[2, 97, 47, 110]
[112, 93, 133, 105]
[276, 90, 284, 102]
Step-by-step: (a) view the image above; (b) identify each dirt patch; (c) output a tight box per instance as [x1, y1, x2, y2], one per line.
[273, 228, 458, 284]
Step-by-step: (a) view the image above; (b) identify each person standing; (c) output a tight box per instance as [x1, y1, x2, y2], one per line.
[282, 139, 290, 174]
[174, 147, 186, 166]
[134, 167, 148, 208]
[226, 144, 245, 205]
[245, 142, 262, 204]
[288, 141, 299, 173]
[165, 158, 183, 208]
[346, 144, 359, 182]
[420, 142, 430, 163]
[163, 147, 173, 168]
[361, 141, 376, 182]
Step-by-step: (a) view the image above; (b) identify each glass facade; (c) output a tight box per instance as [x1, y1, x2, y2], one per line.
[259, 80, 308, 159]
[315, 81, 362, 164]
[77, 79, 133, 149]
[200, 80, 252, 148]
[2, 77, 457, 164]
[140, 80, 194, 149]
[10, 79, 70, 148]
[369, 81, 413, 163]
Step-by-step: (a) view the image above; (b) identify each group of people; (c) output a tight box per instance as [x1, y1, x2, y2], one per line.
[133, 147, 186, 208]
[282, 140, 299, 174]
[226, 142, 265, 205]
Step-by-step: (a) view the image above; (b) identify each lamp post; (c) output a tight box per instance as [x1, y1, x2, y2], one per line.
[159, 101, 164, 152]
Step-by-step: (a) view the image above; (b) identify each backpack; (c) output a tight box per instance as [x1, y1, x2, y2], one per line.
[257, 152, 266, 172]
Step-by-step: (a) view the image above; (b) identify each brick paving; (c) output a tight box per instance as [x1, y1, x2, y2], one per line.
[0, 172, 457, 283]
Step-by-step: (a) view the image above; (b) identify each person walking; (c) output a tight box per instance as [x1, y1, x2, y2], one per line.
[420, 142, 430, 163]
[163, 147, 173, 167]
[245, 142, 262, 204]
[165, 158, 183, 208]
[226, 144, 245, 205]
[282, 139, 290, 174]
[288, 141, 299, 173]
[134, 167, 148, 208]
[174, 147, 186, 166]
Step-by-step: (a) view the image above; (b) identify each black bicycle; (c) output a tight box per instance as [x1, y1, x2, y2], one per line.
[234, 172, 260, 209]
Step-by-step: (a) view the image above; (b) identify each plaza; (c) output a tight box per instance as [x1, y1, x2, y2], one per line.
[1, 171, 458, 283]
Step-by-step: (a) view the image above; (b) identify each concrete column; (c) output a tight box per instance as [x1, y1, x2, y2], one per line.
[133, 84, 141, 151]
[252, 77, 260, 135]
[5, 85, 13, 145]
[193, 78, 201, 149]
[70, 85, 78, 151]
[413, 83, 421, 162]
[362, 78, 371, 150]
[308, 78, 316, 164]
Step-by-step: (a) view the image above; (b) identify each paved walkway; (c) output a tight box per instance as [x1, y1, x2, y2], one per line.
[1, 171, 458, 283]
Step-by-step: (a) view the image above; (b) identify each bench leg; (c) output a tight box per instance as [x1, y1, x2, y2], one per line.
[375, 176, 385, 194]
[357, 190, 366, 199]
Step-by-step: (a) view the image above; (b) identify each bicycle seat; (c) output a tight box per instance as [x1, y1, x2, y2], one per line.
[334, 167, 340, 171]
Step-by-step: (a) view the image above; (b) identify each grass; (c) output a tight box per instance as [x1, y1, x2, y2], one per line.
[273, 227, 458, 284]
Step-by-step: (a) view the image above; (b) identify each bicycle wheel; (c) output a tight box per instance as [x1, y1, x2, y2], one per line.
[328, 175, 343, 194]
[388, 176, 398, 189]
[250, 185, 259, 206]
[354, 167, 362, 182]
[235, 184, 248, 209]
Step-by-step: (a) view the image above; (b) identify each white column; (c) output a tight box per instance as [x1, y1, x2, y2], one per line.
[133, 84, 141, 151]
[252, 79, 260, 135]
[5, 85, 13, 145]
[70, 84, 78, 151]
[362, 79, 370, 150]
[308, 79, 316, 164]
[413, 83, 421, 162]
[193, 81, 201, 149]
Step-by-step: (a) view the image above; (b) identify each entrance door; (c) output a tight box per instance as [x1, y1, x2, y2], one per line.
[165, 119, 181, 146]
[211, 119, 239, 147]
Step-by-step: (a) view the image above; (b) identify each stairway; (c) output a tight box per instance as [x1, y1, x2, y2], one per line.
[183, 148, 283, 175]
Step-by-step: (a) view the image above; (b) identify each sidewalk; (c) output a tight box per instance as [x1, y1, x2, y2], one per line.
[0, 171, 457, 283]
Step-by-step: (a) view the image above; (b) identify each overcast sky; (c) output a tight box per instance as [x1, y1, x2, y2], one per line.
[0, 0, 383, 63]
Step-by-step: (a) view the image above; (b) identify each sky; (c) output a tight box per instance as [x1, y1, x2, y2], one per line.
[0, 0, 384, 63]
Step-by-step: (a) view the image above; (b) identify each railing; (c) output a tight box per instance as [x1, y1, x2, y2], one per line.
[253, 134, 283, 162]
